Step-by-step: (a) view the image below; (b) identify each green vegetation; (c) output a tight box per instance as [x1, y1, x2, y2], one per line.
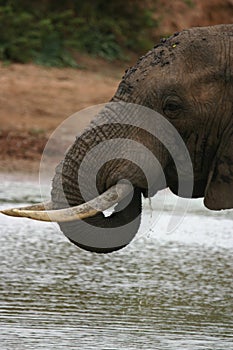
[0, 1, 157, 66]
[183, 0, 195, 9]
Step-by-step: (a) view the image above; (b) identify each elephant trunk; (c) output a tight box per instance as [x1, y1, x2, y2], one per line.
[57, 187, 142, 253]
[50, 106, 148, 253]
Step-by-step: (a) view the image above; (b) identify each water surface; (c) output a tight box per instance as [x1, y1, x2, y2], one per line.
[0, 180, 233, 350]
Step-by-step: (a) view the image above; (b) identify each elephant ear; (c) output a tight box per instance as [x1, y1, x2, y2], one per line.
[204, 133, 233, 210]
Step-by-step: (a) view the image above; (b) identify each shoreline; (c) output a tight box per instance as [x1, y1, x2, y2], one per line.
[0, 159, 41, 182]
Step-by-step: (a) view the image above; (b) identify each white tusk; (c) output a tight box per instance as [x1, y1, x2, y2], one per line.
[0, 201, 53, 217]
[0, 184, 132, 222]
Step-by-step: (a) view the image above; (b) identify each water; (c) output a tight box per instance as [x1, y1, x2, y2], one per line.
[0, 179, 233, 350]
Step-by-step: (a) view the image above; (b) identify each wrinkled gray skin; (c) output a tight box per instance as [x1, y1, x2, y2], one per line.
[52, 24, 233, 253]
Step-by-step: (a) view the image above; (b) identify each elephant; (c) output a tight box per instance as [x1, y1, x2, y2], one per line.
[2, 24, 233, 253]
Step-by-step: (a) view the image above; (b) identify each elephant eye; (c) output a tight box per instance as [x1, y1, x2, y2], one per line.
[163, 100, 182, 117]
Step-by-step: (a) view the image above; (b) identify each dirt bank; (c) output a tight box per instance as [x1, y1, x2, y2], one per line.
[0, 59, 123, 174]
[155, 0, 233, 36]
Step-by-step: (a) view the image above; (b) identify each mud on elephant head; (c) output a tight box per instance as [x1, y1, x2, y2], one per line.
[2, 24, 233, 253]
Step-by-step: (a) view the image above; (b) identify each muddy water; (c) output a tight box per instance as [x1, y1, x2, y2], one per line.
[0, 180, 233, 350]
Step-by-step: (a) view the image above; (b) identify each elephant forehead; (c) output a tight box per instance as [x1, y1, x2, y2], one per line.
[116, 25, 233, 102]
[125, 25, 233, 80]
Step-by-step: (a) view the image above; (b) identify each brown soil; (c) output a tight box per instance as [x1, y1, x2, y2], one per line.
[155, 0, 233, 36]
[0, 59, 124, 174]
[1, 0, 232, 175]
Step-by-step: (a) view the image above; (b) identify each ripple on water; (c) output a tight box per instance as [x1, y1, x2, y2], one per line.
[0, 182, 233, 349]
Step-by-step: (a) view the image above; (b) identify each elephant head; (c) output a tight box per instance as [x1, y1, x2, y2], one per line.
[2, 24, 233, 253]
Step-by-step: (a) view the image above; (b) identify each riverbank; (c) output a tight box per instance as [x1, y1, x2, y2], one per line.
[0, 57, 123, 175]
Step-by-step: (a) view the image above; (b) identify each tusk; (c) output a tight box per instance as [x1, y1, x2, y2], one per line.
[0, 201, 53, 217]
[0, 183, 132, 222]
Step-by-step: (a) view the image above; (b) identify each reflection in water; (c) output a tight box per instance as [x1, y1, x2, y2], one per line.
[0, 181, 233, 350]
